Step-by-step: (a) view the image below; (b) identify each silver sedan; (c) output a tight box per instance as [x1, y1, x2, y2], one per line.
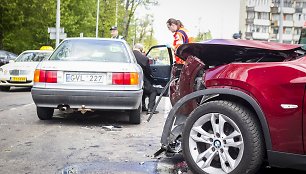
[31, 38, 143, 124]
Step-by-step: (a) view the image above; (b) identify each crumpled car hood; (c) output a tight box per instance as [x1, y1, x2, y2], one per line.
[175, 39, 302, 66]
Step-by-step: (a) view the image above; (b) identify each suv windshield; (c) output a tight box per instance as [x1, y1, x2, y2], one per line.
[15, 52, 52, 62]
[49, 39, 130, 63]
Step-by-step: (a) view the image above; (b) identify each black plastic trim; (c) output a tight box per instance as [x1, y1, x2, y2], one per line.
[267, 150, 306, 171]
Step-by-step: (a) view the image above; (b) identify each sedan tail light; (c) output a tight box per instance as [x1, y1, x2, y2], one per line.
[34, 70, 57, 83]
[112, 72, 139, 85]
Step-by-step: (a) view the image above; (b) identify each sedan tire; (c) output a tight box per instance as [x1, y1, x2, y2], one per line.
[0, 86, 10, 91]
[37, 106, 54, 120]
[129, 104, 141, 124]
[182, 100, 264, 174]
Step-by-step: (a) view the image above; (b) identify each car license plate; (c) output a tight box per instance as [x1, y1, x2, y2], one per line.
[11, 76, 27, 82]
[66, 73, 106, 83]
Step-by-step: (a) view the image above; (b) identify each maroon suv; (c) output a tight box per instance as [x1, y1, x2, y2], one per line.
[149, 39, 306, 174]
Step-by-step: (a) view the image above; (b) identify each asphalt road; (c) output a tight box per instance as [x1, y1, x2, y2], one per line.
[0, 87, 305, 174]
[0, 87, 172, 174]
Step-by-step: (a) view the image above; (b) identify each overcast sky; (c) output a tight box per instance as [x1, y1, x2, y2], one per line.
[136, 0, 241, 44]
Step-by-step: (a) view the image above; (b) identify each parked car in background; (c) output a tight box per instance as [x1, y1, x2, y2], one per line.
[0, 50, 18, 66]
[31, 38, 144, 124]
[0, 50, 53, 91]
[147, 39, 306, 174]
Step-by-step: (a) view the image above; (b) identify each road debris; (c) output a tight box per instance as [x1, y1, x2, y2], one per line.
[101, 125, 122, 131]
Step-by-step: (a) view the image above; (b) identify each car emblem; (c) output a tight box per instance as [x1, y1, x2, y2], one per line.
[213, 140, 221, 148]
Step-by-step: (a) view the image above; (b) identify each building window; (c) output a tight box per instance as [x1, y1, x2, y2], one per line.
[294, 28, 301, 35]
[247, 24, 254, 32]
[298, 14, 302, 21]
[255, 25, 260, 32]
[284, 14, 293, 21]
[247, 11, 255, 19]
[253, 25, 269, 33]
[272, 27, 279, 34]
[296, 2, 302, 8]
[272, 0, 280, 7]
[272, 14, 279, 21]
[284, 27, 292, 34]
[262, 26, 269, 33]
[284, 0, 292, 8]
[256, 12, 269, 20]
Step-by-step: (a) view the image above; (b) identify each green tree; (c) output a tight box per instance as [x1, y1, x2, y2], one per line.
[61, 0, 96, 38]
[132, 14, 157, 48]
[122, 0, 158, 44]
[99, 0, 118, 38]
[0, 0, 159, 53]
[195, 30, 212, 42]
[0, 0, 56, 53]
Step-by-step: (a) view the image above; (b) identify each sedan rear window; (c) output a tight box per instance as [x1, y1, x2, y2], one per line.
[49, 39, 130, 63]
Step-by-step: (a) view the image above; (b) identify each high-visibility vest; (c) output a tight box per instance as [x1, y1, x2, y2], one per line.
[173, 28, 194, 64]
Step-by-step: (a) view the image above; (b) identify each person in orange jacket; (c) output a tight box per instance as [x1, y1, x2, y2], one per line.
[166, 18, 193, 64]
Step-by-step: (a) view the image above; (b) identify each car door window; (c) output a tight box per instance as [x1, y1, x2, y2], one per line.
[146, 45, 173, 95]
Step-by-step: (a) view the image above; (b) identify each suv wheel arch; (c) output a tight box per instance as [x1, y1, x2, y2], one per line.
[161, 88, 272, 151]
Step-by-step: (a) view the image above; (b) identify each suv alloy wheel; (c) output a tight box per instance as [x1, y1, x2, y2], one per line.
[182, 100, 264, 174]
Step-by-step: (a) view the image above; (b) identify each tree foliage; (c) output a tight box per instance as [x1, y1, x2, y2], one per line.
[122, 0, 158, 44]
[0, 0, 56, 53]
[0, 0, 158, 54]
[195, 30, 212, 42]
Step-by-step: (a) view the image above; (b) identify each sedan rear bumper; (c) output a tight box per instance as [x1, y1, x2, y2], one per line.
[31, 88, 143, 110]
[0, 80, 33, 87]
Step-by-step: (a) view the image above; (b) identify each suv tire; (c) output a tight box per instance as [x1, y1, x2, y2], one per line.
[129, 104, 141, 124]
[182, 100, 264, 174]
[37, 106, 54, 120]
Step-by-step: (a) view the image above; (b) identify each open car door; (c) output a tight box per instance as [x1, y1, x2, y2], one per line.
[146, 45, 173, 96]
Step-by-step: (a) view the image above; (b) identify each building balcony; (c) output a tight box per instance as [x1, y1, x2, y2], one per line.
[270, 34, 293, 41]
[293, 34, 300, 41]
[245, 32, 253, 39]
[270, 33, 277, 40]
[282, 34, 293, 41]
[246, 18, 254, 24]
[254, 19, 270, 26]
[271, 7, 295, 14]
[283, 7, 295, 14]
[252, 32, 269, 40]
[246, 7, 254, 11]
[293, 20, 303, 27]
[271, 6, 279, 13]
[283, 20, 293, 27]
[254, 6, 270, 12]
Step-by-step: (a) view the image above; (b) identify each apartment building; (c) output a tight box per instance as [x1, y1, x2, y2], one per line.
[240, 0, 306, 43]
